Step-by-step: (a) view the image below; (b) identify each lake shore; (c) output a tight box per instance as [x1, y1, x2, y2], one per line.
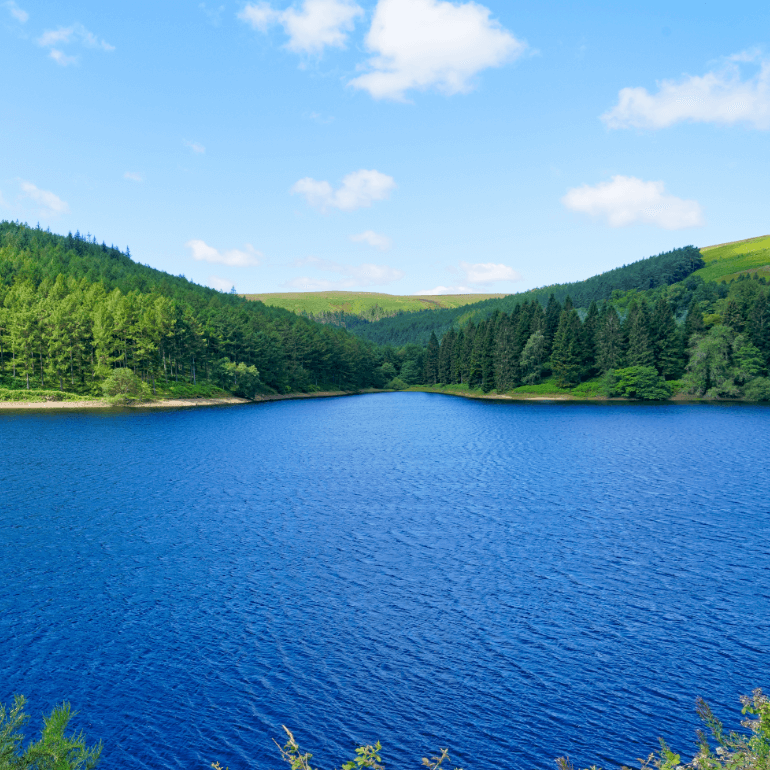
[0, 390, 360, 410]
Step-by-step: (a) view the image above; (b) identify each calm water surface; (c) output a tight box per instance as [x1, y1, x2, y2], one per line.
[1, 393, 768, 769]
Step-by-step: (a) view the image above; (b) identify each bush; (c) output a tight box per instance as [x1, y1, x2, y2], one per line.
[386, 377, 408, 390]
[604, 366, 672, 400]
[101, 369, 149, 403]
[0, 695, 102, 770]
[744, 377, 770, 402]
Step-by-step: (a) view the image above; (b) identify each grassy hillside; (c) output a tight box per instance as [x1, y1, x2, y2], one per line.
[694, 235, 770, 283]
[243, 291, 505, 317]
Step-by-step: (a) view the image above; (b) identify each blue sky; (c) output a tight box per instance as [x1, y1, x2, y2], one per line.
[2, 0, 769, 295]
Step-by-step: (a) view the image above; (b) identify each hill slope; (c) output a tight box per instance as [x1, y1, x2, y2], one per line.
[0, 222, 383, 396]
[694, 235, 770, 283]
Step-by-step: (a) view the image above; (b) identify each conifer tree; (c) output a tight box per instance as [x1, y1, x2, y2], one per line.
[625, 299, 655, 367]
[494, 313, 517, 391]
[580, 301, 600, 378]
[550, 308, 582, 387]
[748, 291, 770, 363]
[651, 296, 683, 379]
[451, 328, 464, 384]
[543, 294, 561, 357]
[481, 312, 499, 392]
[438, 329, 454, 384]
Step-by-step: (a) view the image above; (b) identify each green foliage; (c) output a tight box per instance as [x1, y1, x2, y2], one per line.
[0, 222, 383, 397]
[560, 689, 770, 770]
[102, 368, 148, 403]
[744, 377, 770, 401]
[604, 366, 673, 400]
[695, 235, 770, 283]
[266, 726, 463, 770]
[0, 695, 101, 770]
[386, 377, 408, 390]
[0, 388, 87, 402]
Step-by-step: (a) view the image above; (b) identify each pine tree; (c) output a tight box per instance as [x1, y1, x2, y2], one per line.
[596, 305, 624, 373]
[748, 291, 770, 364]
[451, 328, 464, 384]
[625, 299, 654, 367]
[494, 314, 517, 391]
[550, 308, 582, 387]
[580, 301, 600, 378]
[651, 296, 683, 379]
[481, 313, 498, 392]
[438, 329, 455, 384]
[543, 294, 561, 357]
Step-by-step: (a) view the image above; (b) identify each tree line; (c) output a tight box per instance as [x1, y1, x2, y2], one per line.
[0, 222, 384, 396]
[379, 271, 770, 400]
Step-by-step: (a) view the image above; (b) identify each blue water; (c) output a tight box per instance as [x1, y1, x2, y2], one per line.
[1, 393, 768, 770]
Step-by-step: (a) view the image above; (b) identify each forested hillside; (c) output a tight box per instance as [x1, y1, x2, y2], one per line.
[0, 221, 383, 396]
[378, 270, 770, 401]
[343, 246, 704, 346]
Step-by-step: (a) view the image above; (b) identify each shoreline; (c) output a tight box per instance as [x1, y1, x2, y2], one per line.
[0, 390, 360, 411]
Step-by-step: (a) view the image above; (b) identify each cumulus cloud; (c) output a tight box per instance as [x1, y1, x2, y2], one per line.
[19, 181, 69, 215]
[349, 0, 526, 100]
[562, 175, 704, 230]
[416, 260, 522, 295]
[4, 1, 28, 23]
[37, 22, 114, 65]
[602, 52, 770, 130]
[292, 169, 396, 211]
[207, 276, 235, 292]
[184, 139, 206, 154]
[350, 230, 392, 250]
[186, 239, 262, 267]
[238, 0, 363, 54]
[124, 172, 143, 182]
[288, 255, 404, 288]
[460, 261, 521, 284]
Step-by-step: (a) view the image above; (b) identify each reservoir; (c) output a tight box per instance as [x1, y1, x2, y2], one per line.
[1, 393, 768, 769]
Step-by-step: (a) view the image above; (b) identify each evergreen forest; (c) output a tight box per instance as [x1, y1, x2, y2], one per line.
[0, 222, 385, 398]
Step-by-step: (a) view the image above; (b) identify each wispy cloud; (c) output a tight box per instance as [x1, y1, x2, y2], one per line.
[184, 139, 206, 154]
[207, 275, 235, 292]
[37, 22, 114, 66]
[417, 260, 522, 295]
[602, 51, 770, 130]
[3, 1, 28, 23]
[186, 239, 262, 267]
[562, 175, 704, 230]
[350, 230, 392, 250]
[19, 180, 69, 215]
[199, 2, 225, 26]
[124, 172, 144, 183]
[292, 169, 396, 212]
[287, 255, 404, 288]
[238, 0, 363, 55]
[349, 0, 526, 101]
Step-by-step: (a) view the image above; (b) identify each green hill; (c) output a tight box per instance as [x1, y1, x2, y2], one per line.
[243, 291, 504, 319]
[694, 235, 770, 283]
[0, 221, 383, 398]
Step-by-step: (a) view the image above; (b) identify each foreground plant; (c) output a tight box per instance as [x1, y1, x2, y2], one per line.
[0, 695, 102, 770]
[558, 689, 770, 770]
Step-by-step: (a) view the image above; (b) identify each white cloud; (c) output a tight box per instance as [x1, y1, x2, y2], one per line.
[350, 230, 392, 250]
[415, 284, 475, 295]
[207, 276, 235, 292]
[19, 181, 69, 215]
[349, 0, 526, 100]
[602, 52, 770, 130]
[124, 172, 143, 182]
[288, 255, 404, 288]
[459, 261, 522, 284]
[292, 169, 396, 211]
[238, 0, 363, 55]
[4, 1, 28, 23]
[186, 239, 262, 267]
[184, 139, 206, 154]
[562, 175, 704, 230]
[37, 23, 114, 65]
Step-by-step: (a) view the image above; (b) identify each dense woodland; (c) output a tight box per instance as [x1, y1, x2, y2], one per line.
[341, 246, 706, 346]
[377, 271, 770, 400]
[0, 222, 384, 396]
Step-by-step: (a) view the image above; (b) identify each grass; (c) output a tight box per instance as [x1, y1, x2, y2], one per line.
[406, 377, 607, 399]
[242, 291, 506, 317]
[0, 388, 93, 402]
[695, 235, 770, 283]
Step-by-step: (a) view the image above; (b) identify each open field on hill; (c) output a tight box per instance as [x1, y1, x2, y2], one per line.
[242, 291, 505, 316]
[695, 235, 770, 282]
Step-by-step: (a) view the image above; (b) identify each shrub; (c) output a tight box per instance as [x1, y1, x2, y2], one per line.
[386, 377, 408, 390]
[744, 377, 770, 402]
[0, 695, 102, 770]
[604, 366, 672, 400]
[101, 369, 149, 403]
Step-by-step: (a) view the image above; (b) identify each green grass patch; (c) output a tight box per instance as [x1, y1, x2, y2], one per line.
[0, 388, 94, 402]
[695, 235, 770, 283]
[242, 291, 506, 317]
[150, 382, 234, 399]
